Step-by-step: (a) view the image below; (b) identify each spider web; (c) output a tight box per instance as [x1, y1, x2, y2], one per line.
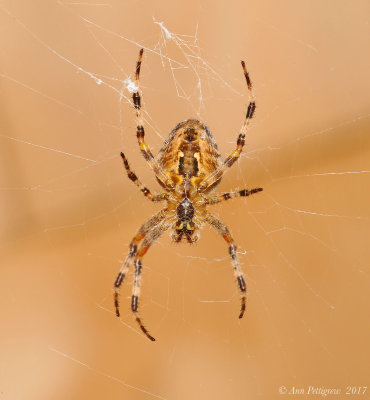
[1, 1, 370, 399]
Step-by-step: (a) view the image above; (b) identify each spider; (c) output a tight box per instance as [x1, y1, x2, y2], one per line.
[114, 48, 263, 341]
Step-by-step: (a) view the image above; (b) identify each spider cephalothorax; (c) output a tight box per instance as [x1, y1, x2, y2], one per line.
[173, 195, 197, 241]
[113, 49, 263, 341]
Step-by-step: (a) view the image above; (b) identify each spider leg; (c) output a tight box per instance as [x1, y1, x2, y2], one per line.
[202, 187, 263, 205]
[132, 49, 174, 189]
[205, 213, 247, 319]
[113, 210, 167, 318]
[120, 152, 168, 202]
[223, 60, 255, 168]
[131, 220, 171, 341]
[198, 60, 255, 192]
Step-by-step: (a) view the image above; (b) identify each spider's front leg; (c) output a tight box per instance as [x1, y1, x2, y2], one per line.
[113, 210, 166, 319]
[205, 213, 247, 319]
[131, 220, 171, 341]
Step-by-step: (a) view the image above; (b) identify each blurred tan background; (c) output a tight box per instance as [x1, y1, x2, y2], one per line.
[1, 0, 370, 399]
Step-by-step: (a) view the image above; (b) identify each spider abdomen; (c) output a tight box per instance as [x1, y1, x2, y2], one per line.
[178, 143, 200, 177]
[114, 48, 261, 341]
[156, 119, 223, 189]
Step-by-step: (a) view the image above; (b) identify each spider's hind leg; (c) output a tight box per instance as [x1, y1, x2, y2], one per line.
[224, 60, 256, 168]
[198, 60, 256, 192]
[120, 152, 167, 202]
[131, 49, 174, 189]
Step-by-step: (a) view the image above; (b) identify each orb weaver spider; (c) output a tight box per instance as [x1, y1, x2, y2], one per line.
[114, 48, 263, 341]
